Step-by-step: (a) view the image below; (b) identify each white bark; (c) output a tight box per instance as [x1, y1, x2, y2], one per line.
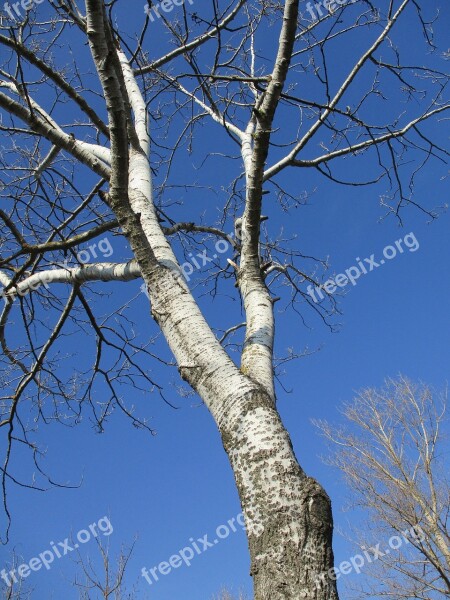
[77, 141, 111, 165]
[238, 0, 302, 403]
[0, 262, 141, 301]
[0, 80, 111, 167]
[0, 89, 110, 179]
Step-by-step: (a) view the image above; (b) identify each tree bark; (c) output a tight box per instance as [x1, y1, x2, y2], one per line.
[217, 383, 338, 600]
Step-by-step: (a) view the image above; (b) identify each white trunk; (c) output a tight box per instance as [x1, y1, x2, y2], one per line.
[78, 4, 343, 597]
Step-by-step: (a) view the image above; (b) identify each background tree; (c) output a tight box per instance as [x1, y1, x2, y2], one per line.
[0, 553, 32, 599]
[73, 538, 139, 600]
[0, 1, 448, 598]
[316, 376, 450, 600]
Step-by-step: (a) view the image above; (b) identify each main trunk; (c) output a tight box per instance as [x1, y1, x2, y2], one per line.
[218, 385, 338, 600]
[106, 160, 338, 598]
[110, 213, 339, 598]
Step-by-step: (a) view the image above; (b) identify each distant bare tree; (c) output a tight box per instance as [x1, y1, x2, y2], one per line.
[316, 376, 450, 600]
[0, 553, 32, 599]
[73, 538, 139, 600]
[0, 542, 140, 600]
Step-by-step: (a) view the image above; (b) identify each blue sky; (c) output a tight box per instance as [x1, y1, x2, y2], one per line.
[0, 1, 449, 598]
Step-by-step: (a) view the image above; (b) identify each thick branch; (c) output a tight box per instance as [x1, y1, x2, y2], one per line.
[0, 34, 110, 138]
[0, 91, 110, 179]
[0, 261, 141, 300]
[239, 0, 300, 402]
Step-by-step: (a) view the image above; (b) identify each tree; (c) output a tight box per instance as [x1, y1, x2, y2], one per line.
[0, 1, 448, 598]
[315, 377, 450, 600]
[73, 538, 139, 600]
[1, 542, 139, 600]
[0, 553, 32, 599]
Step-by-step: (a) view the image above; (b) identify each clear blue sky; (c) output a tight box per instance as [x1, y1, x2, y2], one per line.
[0, 1, 449, 599]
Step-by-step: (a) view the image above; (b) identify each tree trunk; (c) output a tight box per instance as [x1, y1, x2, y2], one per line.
[218, 384, 338, 600]
[83, 7, 339, 597]
[115, 213, 339, 599]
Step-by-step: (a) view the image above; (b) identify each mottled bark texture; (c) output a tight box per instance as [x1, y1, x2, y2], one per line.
[219, 385, 337, 600]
